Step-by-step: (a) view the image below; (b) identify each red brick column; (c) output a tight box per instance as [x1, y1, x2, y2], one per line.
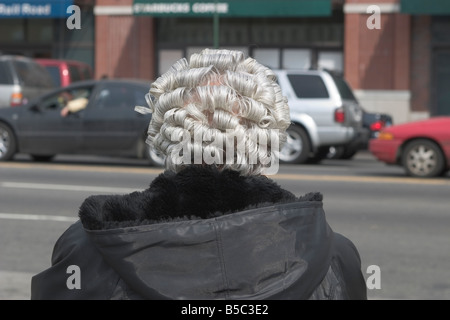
[344, 0, 410, 91]
[410, 16, 431, 113]
[94, 0, 155, 81]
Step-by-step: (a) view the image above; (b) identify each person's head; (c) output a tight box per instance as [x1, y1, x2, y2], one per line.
[137, 48, 291, 175]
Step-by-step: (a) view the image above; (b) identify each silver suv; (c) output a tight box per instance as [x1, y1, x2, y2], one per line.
[274, 69, 369, 164]
[0, 55, 55, 108]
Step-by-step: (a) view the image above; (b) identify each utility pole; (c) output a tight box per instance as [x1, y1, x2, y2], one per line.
[213, 0, 219, 48]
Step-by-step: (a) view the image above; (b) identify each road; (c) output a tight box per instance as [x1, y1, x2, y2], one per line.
[0, 152, 449, 300]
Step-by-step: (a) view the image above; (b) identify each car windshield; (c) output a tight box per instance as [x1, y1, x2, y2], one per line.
[330, 74, 357, 101]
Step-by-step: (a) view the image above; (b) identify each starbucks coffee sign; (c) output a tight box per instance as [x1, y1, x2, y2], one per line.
[133, 0, 331, 17]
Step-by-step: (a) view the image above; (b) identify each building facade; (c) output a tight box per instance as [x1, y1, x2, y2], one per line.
[1, 0, 449, 124]
[0, 0, 95, 67]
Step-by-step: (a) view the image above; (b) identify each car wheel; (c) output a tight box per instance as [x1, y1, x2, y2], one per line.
[279, 125, 311, 164]
[327, 146, 345, 159]
[0, 123, 16, 161]
[328, 146, 358, 160]
[401, 139, 445, 178]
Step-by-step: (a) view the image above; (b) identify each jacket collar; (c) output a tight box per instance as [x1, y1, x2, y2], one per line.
[79, 165, 322, 230]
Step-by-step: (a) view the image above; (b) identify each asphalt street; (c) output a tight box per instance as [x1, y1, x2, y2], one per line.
[1, 151, 449, 300]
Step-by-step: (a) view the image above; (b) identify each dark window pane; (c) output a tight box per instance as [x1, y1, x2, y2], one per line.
[287, 74, 329, 98]
[0, 62, 12, 84]
[69, 65, 82, 82]
[331, 75, 357, 101]
[44, 65, 61, 87]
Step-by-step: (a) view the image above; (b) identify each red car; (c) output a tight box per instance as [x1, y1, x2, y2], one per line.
[35, 58, 93, 87]
[369, 116, 450, 178]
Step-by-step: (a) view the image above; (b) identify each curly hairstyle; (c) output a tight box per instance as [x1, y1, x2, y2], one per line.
[136, 48, 291, 175]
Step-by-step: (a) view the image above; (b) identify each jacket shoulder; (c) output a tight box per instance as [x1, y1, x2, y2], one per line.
[308, 232, 367, 300]
[31, 221, 121, 300]
[332, 233, 367, 299]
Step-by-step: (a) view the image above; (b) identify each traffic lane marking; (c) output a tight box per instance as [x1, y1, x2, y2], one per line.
[0, 181, 139, 194]
[273, 174, 450, 185]
[1, 162, 449, 185]
[0, 212, 77, 222]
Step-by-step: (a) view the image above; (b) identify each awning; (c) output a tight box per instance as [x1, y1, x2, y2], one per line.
[400, 0, 450, 15]
[0, 0, 73, 18]
[133, 0, 332, 17]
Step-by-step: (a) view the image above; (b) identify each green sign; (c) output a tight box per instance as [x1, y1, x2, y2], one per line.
[401, 0, 450, 15]
[133, 0, 331, 17]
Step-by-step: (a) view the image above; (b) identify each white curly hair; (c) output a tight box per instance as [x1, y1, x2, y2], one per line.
[136, 48, 291, 175]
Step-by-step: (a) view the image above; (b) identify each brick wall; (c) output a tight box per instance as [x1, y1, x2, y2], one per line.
[94, 0, 155, 81]
[344, 0, 410, 90]
[410, 16, 431, 113]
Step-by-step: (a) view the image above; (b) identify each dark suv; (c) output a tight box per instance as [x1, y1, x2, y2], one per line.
[0, 55, 55, 108]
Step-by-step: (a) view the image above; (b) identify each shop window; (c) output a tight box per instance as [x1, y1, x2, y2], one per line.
[283, 49, 311, 69]
[158, 50, 183, 75]
[27, 19, 53, 43]
[253, 49, 280, 69]
[318, 51, 343, 72]
[0, 19, 25, 43]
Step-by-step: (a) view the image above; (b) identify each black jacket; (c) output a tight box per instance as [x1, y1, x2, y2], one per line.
[31, 166, 367, 300]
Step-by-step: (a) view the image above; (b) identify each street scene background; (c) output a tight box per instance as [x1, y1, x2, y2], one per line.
[1, 152, 449, 300]
[1, 0, 450, 300]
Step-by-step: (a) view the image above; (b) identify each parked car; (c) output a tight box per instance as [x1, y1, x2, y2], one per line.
[274, 69, 369, 164]
[0, 55, 55, 108]
[369, 116, 450, 178]
[0, 78, 164, 166]
[35, 58, 93, 87]
[328, 108, 393, 159]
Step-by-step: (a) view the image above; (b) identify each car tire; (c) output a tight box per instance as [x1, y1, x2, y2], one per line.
[0, 123, 16, 161]
[401, 139, 445, 178]
[327, 145, 359, 160]
[279, 125, 311, 164]
[341, 148, 358, 160]
[327, 146, 345, 159]
[306, 146, 329, 164]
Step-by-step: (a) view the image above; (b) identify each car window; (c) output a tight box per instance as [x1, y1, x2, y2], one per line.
[287, 74, 329, 99]
[330, 74, 357, 101]
[44, 65, 62, 87]
[39, 86, 93, 112]
[81, 66, 93, 80]
[94, 84, 138, 109]
[13, 60, 54, 88]
[69, 65, 82, 82]
[134, 86, 149, 107]
[0, 61, 12, 84]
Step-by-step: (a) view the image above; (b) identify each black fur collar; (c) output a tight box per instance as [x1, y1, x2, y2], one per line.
[79, 166, 322, 230]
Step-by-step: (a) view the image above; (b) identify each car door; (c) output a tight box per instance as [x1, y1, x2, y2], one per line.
[81, 82, 150, 155]
[16, 85, 95, 154]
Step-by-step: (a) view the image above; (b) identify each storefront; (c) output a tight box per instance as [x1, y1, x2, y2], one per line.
[94, 0, 342, 80]
[401, 0, 450, 117]
[136, 0, 344, 76]
[0, 0, 94, 68]
[93, 0, 450, 122]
